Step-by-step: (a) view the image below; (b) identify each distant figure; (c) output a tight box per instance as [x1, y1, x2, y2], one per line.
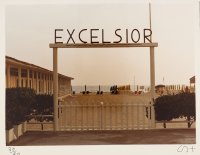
[110, 85, 118, 94]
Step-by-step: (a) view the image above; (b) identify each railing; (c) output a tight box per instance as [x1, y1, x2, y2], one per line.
[25, 115, 195, 131]
[156, 120, 196, 129]
[58, 101, 153, 131]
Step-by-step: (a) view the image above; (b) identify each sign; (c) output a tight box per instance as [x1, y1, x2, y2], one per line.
[54, 28, 152, 44]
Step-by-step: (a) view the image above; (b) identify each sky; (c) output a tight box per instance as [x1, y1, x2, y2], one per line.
[6, 1, 196, 86]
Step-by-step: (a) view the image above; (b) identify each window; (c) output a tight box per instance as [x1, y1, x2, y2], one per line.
[21, 69, 27, 77]
[34, 71, 37, 79]
[29, 70, 33, 78]
[10, 67, 18, 76]
[38, 73, 40, 79]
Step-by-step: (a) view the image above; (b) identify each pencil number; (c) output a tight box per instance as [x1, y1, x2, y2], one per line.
[177, 145, 195, 153]
[8, 147, 20, 155]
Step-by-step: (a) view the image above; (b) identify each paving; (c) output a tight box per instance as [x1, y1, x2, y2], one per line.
[9, 129, 195, 145]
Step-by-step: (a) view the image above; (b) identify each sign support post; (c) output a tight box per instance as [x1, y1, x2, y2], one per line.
[53, 47, 59, 131]
[150, 47, 156, 128]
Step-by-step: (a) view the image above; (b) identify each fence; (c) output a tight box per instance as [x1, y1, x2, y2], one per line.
[58, 101, 153, 131]
[25, 111, 195, 131]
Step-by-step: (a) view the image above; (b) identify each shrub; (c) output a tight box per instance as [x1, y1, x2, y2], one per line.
[6, 88, 36, 130]
[32, 94, 53, 122]
[154, 92, 195, 128]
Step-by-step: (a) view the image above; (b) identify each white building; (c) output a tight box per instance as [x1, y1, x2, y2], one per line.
[6, 56, 73, 96]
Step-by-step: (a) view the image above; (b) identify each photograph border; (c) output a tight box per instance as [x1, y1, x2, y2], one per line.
[0, 0, 199, 155]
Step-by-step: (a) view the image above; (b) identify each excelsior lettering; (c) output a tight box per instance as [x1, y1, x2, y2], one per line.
[54, 28, 152, 44]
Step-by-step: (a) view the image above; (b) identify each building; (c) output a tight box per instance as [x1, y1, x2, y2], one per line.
[155, 84, 165, 95]
[6, 56, 73, 96]
[190, 76, 195, 92]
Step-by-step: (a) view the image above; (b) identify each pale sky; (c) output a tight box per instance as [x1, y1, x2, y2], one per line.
[6, 1, 195, 86]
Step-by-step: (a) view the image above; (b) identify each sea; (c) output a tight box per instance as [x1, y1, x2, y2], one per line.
[72, 85, 150, 93]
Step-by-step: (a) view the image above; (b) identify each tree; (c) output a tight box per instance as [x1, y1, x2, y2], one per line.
[154, 95, 177, 128]
[154, 93, 195, 128]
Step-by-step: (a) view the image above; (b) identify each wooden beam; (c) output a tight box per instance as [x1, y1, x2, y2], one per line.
[49, 43, 158, 48]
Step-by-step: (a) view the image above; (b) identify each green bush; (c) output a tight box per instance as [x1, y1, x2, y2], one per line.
[154, 92, 195, 128]
[6, 88, 36, 130]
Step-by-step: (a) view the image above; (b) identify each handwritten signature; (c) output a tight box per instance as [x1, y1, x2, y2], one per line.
[8, 147, 20, 155]
[177, 145, 196, 153]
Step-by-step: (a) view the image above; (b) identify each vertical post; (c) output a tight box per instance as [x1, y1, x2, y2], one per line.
[110, 104, 112, 130]
[150, 47, 156, 128]
[81, 102, 84, 130]
[69, 102, 72, 130]
[100, 102, 103, 130]
[41, 74, 44, 93]
[115, 103, 118, 129]
[93, 102, 95, 130]
[27, 69, 30, 88]
[137, 104, 139, 129]
[50, 74, 52, 94]
[36, 72, 39, 94]
[32, 71, 34, 90]
[43, 74, 46, 94]
[18, 67, 22, 87]
[53, 48, 59, 131]
[126, 103, 129, 129]
[48, 74, 50, 94]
